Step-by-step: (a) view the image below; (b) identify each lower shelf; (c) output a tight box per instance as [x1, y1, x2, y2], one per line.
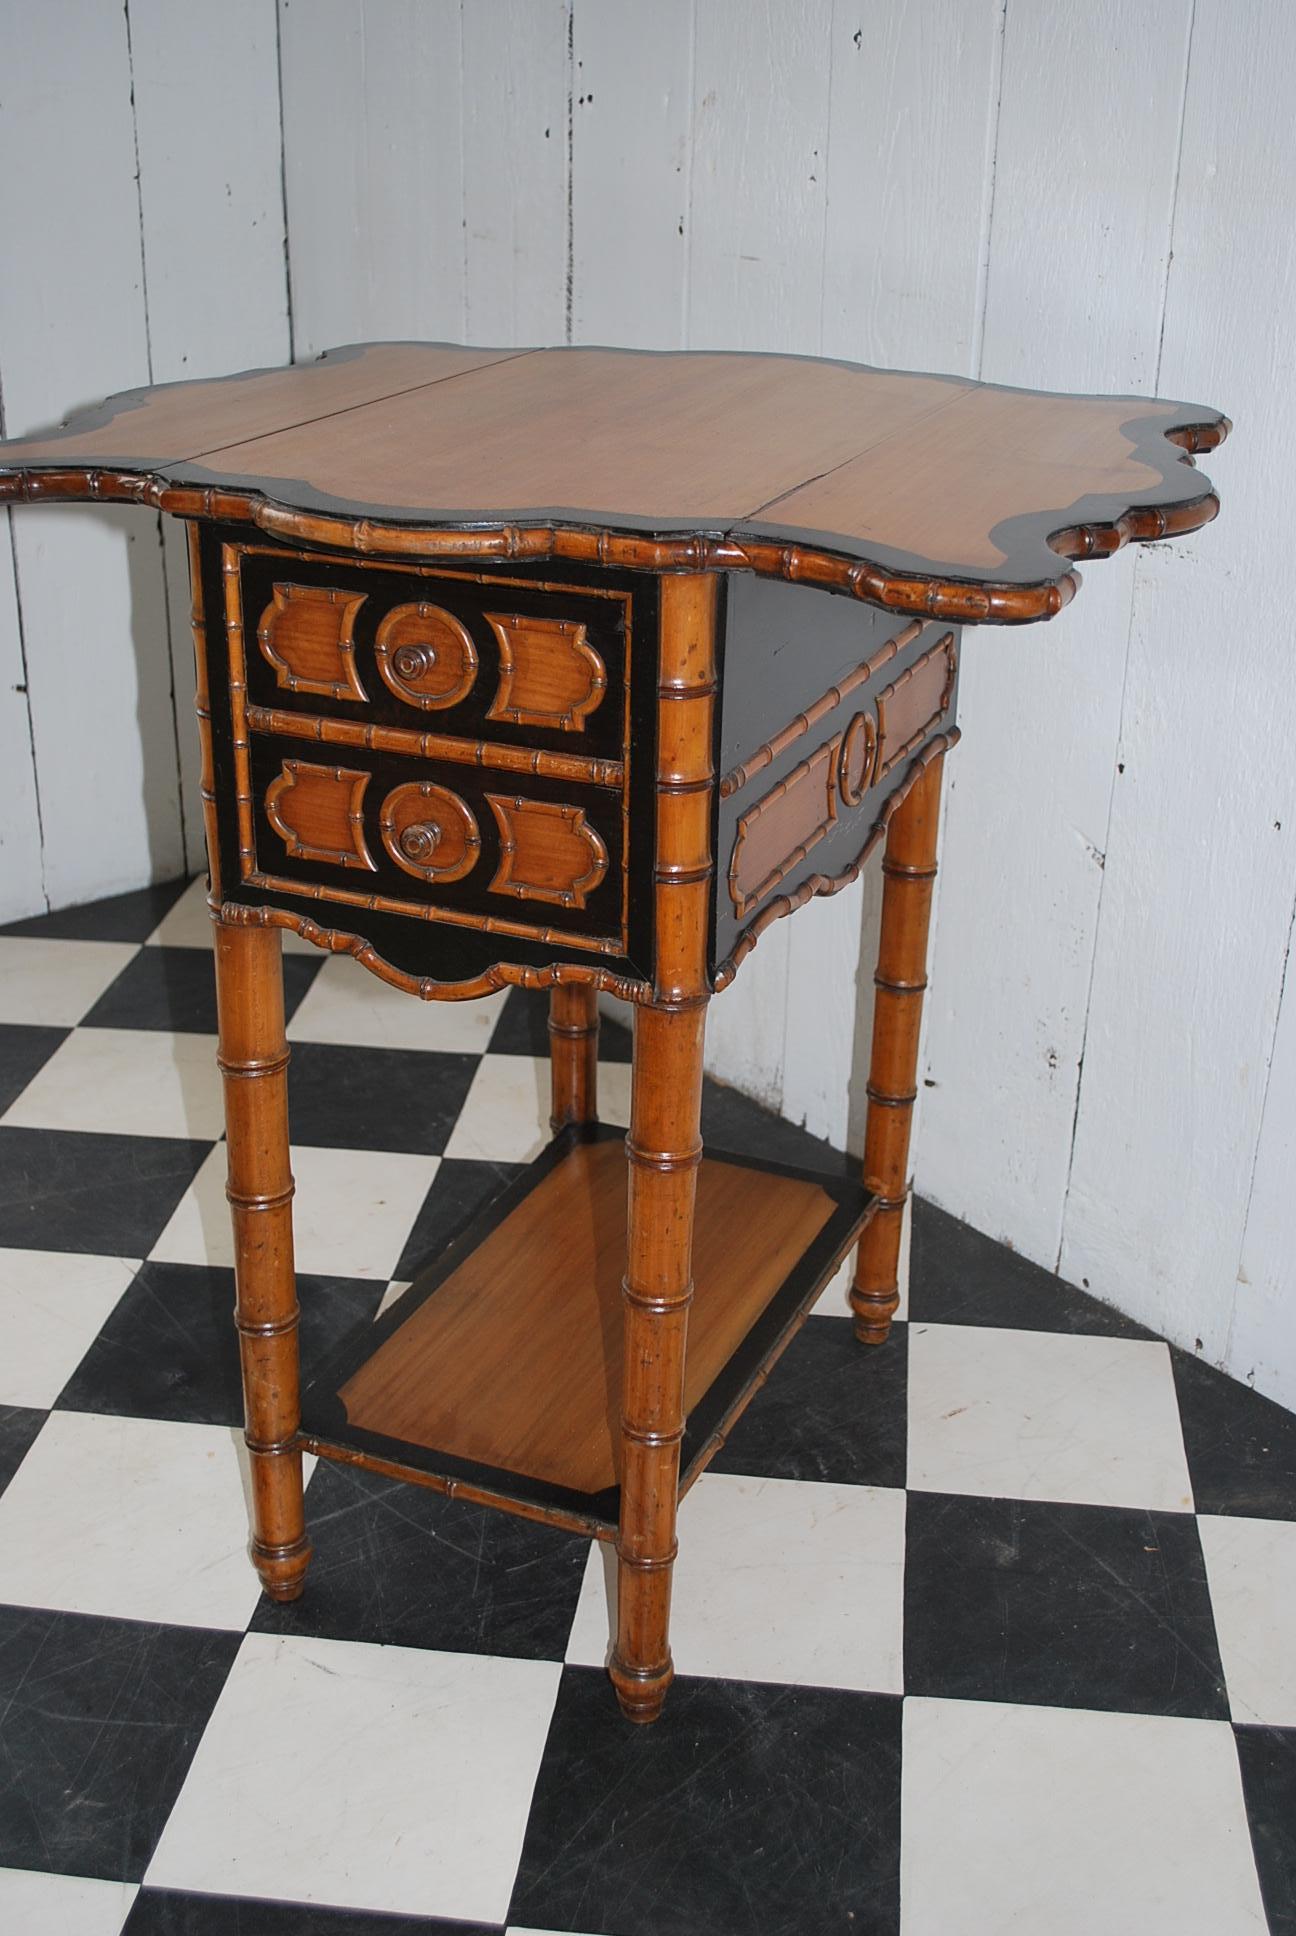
[299, 1122, 872, 1535]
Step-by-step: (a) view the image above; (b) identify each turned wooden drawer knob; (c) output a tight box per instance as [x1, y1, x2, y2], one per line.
[392, 641, 436, 682]
[398, 819, 442, 864]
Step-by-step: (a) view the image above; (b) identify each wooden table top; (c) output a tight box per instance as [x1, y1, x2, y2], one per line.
[0, 342, 1228, 624]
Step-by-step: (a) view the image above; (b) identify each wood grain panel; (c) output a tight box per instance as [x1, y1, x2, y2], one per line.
[263, 759, 374, 871]
[486, 611, 607, 731]
[337, 1137, 839, 1495]
[487, 795, 609, 909]
[162, 348, 967, 525]
[257, 582, 368, 701]
[0, 341, 522, 469]
[0, 345, 1225, 629]
[729, 739, 839, 917]
[876, 635, 957, 778]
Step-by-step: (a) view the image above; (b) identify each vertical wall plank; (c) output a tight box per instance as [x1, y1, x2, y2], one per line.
[571, 0, 694, 347]
[1061, 0, 1296, 1384]
[131, 0, 292, 876]
[918, 0, 1194, 1263]
[783, 0, 1004, 1151]
[0, 6, 178, 909]
[1235, 927, 1296, 1409]
[687, 0, 833, 354]
[0, 536, 42, 919]
[686, 0, 834, 1107]
[819, 0, 1004, 372]
[278, 0, 465, 356]
[462, 1, 569, 346]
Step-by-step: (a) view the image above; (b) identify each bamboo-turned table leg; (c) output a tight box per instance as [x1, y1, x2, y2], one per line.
[549, 982, 599, 1131]
[610, 998, 706, 1723]
[213, 918, 311, 1600]
[851, 751, 946, 1346]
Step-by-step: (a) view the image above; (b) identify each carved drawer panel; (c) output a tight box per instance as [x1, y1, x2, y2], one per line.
[219, 540, 637, 960]
[713, 574, 961, 974]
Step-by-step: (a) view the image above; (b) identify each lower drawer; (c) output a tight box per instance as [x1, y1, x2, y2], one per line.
[241, 729, 629, 955]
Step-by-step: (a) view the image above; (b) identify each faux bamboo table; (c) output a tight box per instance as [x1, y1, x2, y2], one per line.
[0, 346, 1228, 1722]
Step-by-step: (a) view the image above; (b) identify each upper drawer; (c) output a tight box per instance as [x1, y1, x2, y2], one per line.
[229, 543, 630, 764]
[215, 541, 642, 964]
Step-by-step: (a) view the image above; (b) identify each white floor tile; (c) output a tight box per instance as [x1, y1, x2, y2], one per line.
[0, 1411, 265, 1630]
[288, 955, 508, 1052]
[146, 1631, 561, 1923]
[2, 1028, 225, 1141]
[0, 1868, 136, 1936]
[0, 1248, 137, 1407]
[443, 1053, 632, 1164]
[0, 936, 137, 1026]
[1199, 1513, 1296, 1726]
[376, 1278, 412, 1318]
[566, 1471, 905, 1694]
[907, 1323, 1194, 1511]
[151, 1141, 438, 1280]
[900, 1697, 1266, 1934]
[146, 876, 316, 953]
[810, 1252, 855, 1317]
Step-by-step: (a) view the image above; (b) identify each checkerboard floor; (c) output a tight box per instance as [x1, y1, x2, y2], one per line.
[1, 874, 1294, 1934]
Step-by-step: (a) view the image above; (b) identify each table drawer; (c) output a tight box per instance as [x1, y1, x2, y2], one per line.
[211, 537, 643, 965]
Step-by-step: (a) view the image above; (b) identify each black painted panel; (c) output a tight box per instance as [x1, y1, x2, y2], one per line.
[712, 574, 961, 971]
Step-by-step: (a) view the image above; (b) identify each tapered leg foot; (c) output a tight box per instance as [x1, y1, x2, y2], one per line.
[251, 1525, 312, 1602]
[852, 1301, 900, 1348]
[609, 1650, 673, 1724]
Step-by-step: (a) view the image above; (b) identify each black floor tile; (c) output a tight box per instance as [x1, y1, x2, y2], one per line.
[0, 1603, 239, 1882]
[702, 1077, 856, 1178]
[82, 945, 322, 1035]
[56, 1262, 384, 1428]
[1172, 1346, 1296, 1520]
[709, 1314, 907, 1489]
[1235, 1724, 1296, 1934]
[286, 1040, 480, 1154]
[0, 876, 191, 943]
[123, 1887, 495, 1934]
[252, 1459, 589, 1658]
[511, 1667, 902, 1936]
[908, 1195, 1161, 1339]
[0, 1404, 46, 1496]
[0, 1125, 210, 1254]
[904, 1491, 1228, 1719]
[0, 1023, 68, 1114]
[395, 1156, 524, 1282]
[488, 983, 634, 1061]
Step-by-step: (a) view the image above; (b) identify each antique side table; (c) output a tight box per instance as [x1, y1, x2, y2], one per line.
[0, 346, 1227, 1722]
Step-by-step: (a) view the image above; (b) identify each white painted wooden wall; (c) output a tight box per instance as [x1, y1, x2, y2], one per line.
[3, 2, 1294, 1412]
